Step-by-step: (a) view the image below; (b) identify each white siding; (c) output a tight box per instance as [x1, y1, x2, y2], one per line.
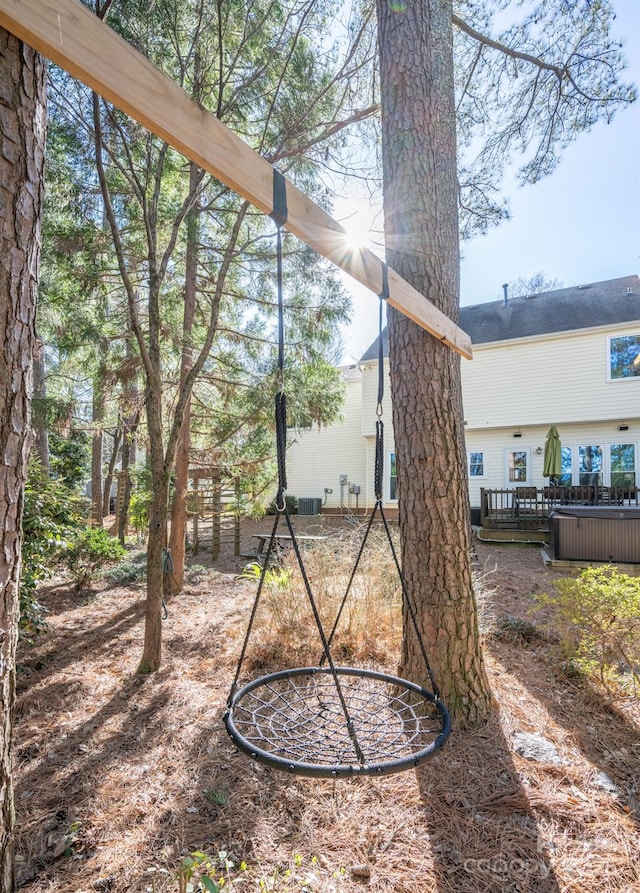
[286, 318, 640, 512]
[285, 373, 367, 510]
[462, 324, 640, 428]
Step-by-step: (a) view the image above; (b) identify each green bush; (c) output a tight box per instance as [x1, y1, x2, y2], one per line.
[128, 461, 154, 538]
[539, 565, 640, 694]
[49, 430, 91, 489]
[65, 526, 126, 589]
[21, 459, 84, 637]
[106, 550, 147, 584]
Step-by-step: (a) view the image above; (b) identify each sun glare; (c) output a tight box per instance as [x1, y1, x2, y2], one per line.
[342, 223, 370, 253]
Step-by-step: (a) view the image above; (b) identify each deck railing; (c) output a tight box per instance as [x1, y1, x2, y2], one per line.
[480, 486, 640, 530]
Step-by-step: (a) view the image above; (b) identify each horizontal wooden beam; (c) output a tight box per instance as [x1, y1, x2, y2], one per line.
[0, 0, 472, 359]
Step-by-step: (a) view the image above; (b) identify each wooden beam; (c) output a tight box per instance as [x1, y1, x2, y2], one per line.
[0, 0, 472, 359]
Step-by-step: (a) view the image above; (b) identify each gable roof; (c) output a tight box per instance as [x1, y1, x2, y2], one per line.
[360, 274, 640, 360]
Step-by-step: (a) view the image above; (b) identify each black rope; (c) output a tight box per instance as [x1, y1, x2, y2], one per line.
[377, 263, 389, 410]
[227, 167, 367, 766]
[374, 266, 389, 502]
[227, 511, 282, 704]
[271, 169, 288, 507]
[326, 256, 443, 703]
[378, 505, 441, 700]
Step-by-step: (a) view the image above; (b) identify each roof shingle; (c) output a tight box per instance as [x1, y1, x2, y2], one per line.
[360, 274, 640, 360]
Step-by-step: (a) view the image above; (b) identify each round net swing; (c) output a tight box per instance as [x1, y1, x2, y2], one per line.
[224, 170, 451, 778]
[225, 666, 450, 778]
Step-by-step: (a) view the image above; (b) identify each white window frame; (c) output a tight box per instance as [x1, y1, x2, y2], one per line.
[388, 452, 398, 502]
[577, 443, 604, 486]
[504, 448, 531, 485]
[607, 333, 640, 381]
[608, 442, 637, 489]
[468, 450, 488, 480]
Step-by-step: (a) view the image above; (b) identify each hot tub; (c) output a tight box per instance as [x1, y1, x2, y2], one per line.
[549, 506, 640, 564]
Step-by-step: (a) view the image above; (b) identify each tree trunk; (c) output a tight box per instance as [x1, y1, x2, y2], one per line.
[90, 383, 104, 525]
[167, 162, 199, 595]
[0, 29, 46, 889]
[376, 0, 491, 727]
[137, 382, 167, 674]
[102, 425, 122, 517]
[116, 410, 139, 545]
[117, 332, 139, 544]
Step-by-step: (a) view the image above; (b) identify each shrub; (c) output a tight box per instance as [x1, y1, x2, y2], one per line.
[64, 526, 126, 589]
[539, 565, 640, 694]
[21, 459, 84, 637]
[106, 550, 147, 584]
[49, 430, 91, 489]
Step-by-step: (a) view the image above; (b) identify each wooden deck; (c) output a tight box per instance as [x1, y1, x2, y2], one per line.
[480, 486, 640, 531]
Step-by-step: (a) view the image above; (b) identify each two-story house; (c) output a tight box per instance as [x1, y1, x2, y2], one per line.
[285, 274, 640, 516]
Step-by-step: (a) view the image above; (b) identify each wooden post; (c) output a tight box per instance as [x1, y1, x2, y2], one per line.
[212, 469, 221, 561]
[0, 0, 472, 360]
[234, 477, 241, 558]
[192, 471, 199, 556]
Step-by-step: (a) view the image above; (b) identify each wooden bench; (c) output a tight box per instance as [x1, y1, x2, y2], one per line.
[250, 532, 328, 559]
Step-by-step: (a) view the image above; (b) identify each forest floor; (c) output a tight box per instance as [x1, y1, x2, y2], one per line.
[14, 517, 640, 893]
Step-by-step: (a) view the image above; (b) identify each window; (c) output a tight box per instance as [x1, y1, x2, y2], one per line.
[609, 334, 640, 379]
[578, 444, 603, 485]
[551, 446, 573, 488]
[506, 449, 529, 484]
[468, 451, 486, 478]
[389, 452, 397, 501]
[610, 443, 636, 489]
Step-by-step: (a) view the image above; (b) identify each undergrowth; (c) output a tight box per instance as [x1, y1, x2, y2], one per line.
[241, 524, 403, 673]
[537, 565, 640, 695]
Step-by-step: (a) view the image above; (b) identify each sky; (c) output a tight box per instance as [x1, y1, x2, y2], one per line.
[337, 0, 640, 364]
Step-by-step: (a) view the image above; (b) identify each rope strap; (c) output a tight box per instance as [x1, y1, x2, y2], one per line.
[271, 168, 288, 506]
[374, 263, 389, 502]
[270, 168, 288, 229]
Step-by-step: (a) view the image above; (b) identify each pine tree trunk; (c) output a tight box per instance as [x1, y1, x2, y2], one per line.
[0, 29, 46, 889]
[90, 359, 106, 526]
[137, 383, 167, 674]
[376, 0, 491, 727]
[102, 425, 122, 517]
[168, 162, 199, 595]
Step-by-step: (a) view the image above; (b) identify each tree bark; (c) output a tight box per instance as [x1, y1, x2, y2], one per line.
[0, 29, 46, 889]
[102, 424, 122, 517]
[168, 162, 199, 595]
[90, 395, 104, 525]
[137, 374, 167, 674]
[376, 0, 491, 727]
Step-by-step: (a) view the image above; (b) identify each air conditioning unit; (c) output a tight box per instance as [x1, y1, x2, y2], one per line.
[298, 497, 322, 515]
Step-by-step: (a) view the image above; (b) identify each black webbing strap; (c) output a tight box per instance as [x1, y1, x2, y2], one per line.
[374, 264, 389, 502]
[270, 168, 288, 229]
[271, 170, 288, 508]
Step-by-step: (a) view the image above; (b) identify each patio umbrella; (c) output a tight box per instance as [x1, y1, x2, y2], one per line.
[543, 426, 562, 478]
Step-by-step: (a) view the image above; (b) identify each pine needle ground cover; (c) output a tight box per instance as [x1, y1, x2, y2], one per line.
[15, 519, 640, 892]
